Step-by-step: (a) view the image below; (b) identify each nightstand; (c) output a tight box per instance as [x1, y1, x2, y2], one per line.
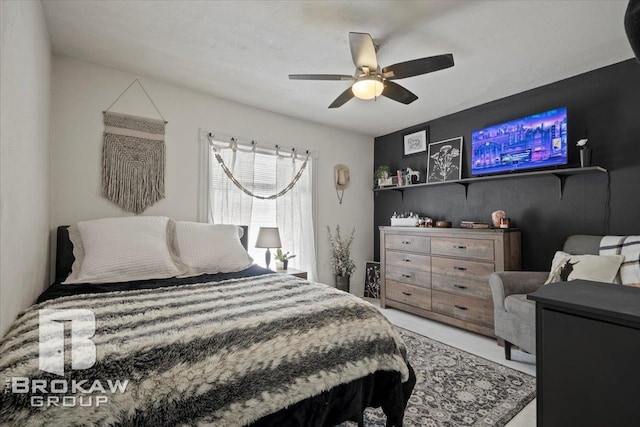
[279, 268, 307, 280]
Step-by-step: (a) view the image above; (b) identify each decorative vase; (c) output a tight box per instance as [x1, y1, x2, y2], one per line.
[283, 259, 289, 270]
[579, 148, 592, 168]
[335, 275, 350, 292]
[275, 260, 284, 271]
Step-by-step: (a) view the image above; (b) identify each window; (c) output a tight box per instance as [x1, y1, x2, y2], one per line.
[205, 138, 317, 280]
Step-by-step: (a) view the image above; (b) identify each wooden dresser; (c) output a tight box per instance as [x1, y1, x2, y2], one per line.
[380, 226, 521, 336]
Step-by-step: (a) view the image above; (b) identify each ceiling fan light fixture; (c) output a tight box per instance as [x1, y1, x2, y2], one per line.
[291, 32, 453, 108]
[351, 75, 384, 100]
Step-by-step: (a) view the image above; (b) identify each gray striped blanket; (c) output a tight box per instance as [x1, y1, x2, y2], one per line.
[0, 274, 410, 426]
[600, 236, 640, 287]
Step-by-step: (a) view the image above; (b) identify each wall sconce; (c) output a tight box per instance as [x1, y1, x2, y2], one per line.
[334, 164, 350, 204]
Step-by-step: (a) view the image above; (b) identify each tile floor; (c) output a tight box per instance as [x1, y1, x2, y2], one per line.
[368, 299, 537, 427]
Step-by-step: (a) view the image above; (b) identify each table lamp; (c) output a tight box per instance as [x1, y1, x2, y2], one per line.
[255, 227, 281, 269]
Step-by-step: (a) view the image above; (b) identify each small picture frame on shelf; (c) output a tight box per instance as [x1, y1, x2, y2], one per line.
[427, 136, 463, 183]
[403, 128, 428, 156]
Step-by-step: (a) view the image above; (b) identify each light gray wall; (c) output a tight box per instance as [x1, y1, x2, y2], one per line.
[0, 1, 52, 336]
[50, 56, 374, 293]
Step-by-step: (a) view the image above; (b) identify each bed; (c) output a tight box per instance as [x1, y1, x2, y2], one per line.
[0, 223, 415, 426]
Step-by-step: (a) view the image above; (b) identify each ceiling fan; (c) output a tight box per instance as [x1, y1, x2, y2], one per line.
[289, 32, 454, 108]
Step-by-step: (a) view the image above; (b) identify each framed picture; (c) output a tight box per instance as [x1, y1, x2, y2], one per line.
[403, 129, 428, 156]
[364, 262, 380, 299]
[427, 136, 463, 183]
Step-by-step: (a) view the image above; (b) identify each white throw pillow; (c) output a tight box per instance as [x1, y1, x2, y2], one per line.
[545, 251, 625, 285]
[63, 216, 184, 284]
[174, 222, 253, 275]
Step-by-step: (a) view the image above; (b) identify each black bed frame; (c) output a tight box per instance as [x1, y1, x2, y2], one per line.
[50, 224, 413, 426]
[54, 225, 249, 283]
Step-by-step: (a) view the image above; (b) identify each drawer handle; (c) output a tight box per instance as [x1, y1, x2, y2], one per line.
[402, 274, 413, 279]
[453, 266, 467, 271]
[402, 241, 412, 245]
[454, 245, 467, 249]
[402, 291, 412, 296]
[453, 284, 468, 289]
[454, 305, 468, 311]
[403, 258, 412, 263]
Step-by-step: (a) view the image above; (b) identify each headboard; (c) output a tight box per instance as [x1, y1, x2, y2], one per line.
[55, 224, 250, 282]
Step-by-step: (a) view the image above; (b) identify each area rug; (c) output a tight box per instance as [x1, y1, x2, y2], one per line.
[356, 327, 536, 427]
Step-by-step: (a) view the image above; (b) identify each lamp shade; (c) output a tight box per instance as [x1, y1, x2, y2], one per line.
[352, 75, 384, 100]
[255, 227, 282, 248]
[626, 0, 640, 62]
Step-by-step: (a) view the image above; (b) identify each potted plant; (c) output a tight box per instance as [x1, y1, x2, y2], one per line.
[275, 249, 296, 270]
[327, 225, 356, 292]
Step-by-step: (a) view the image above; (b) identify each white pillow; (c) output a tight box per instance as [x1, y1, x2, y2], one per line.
[174, 222, 253, 275]
[545, 251, 625, 285]
[63, 216, 184, 284]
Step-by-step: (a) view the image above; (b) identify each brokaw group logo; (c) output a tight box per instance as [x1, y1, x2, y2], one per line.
[5, 309, 129, 407]
[39, 309, 96, 376]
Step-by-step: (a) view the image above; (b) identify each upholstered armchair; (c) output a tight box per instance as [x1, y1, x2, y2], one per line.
[489, 235, 601, 360]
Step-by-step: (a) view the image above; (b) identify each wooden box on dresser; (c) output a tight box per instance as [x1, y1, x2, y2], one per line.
[380, 226, 521, 337]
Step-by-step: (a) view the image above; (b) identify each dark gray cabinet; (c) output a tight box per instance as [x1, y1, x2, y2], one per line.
[529, 280, 640, 427]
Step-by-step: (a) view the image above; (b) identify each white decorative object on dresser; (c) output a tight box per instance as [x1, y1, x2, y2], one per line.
[380, 226, 521, 337]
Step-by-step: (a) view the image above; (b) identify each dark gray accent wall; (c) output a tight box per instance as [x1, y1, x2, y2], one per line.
[374, 59, 640, 271]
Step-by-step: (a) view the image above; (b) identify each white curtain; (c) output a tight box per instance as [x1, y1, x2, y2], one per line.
[276, 152, 317, 281]
[208, 144, 255, 226]
[208, 141, 317, 280]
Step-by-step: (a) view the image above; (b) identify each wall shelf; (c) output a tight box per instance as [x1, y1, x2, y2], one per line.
[373, 166, 608, 200]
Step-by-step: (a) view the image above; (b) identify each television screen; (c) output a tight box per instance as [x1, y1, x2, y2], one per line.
[471, 107, 568, 176]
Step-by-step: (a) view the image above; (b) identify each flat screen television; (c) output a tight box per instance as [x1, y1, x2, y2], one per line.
[471, 107, 568, 176]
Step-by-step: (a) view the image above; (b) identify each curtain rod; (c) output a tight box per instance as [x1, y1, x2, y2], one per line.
[200, 129, 318, 159]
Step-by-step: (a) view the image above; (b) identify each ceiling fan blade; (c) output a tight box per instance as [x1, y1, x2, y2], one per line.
[382, 81, 418, 105]
[328, 87, 355, 108]
[349, 32, 378, 71]
[289, 74, 354, 81]
[382, 54, 454, 80]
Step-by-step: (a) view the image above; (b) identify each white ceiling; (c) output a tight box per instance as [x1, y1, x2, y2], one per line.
[42, 0, 634, 137]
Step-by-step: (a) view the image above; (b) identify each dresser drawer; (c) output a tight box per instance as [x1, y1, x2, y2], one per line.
[431, 290, 494, 326]
[386, 280, 431, 310]
[386, 251, 430, 272]
[431, 256, 495, 282]
[431, 274, 492, 299]
[385, 234, 430, 253]
[386, 266, 431, 288]
[431, 237, 494, 261]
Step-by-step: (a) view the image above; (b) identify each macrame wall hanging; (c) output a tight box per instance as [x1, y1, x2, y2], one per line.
[102, 79, 167, 214]
[207, 133, 309, 200]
